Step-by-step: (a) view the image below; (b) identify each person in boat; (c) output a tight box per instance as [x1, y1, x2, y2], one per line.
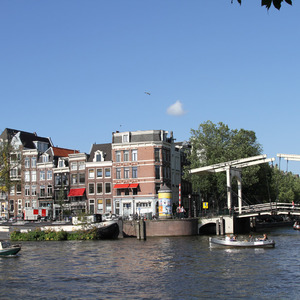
[248, 234, 254, 242]
[230, 235, 237, 241]
[225, 234, 231, 241]
[258, 233, 268, 241]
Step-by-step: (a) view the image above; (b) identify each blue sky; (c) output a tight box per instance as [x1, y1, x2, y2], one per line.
[1, 1, 299, 173]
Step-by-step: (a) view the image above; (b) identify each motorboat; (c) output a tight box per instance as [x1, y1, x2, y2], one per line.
[0, 240, 21, 256]
[209, 237, 275, 248]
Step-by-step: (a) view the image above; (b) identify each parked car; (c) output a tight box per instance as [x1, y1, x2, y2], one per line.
[102, 213, 119, 221]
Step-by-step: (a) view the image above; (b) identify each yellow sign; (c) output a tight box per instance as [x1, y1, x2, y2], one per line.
[203, 202, 208, 209]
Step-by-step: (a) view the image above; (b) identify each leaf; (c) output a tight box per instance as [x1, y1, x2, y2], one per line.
[285, 0, 292, 5]
[273, 0, 282, 9]
[261, 0, 272, 9]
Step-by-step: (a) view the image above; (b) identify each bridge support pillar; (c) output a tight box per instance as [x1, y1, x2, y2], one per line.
[220, 217, 224, 235]
[216, 219, 220, 235]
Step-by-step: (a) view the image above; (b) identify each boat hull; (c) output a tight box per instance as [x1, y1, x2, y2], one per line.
[0, 246, 21, 256]
[94, 222, 119, 239]
[209, 237, 275, 248]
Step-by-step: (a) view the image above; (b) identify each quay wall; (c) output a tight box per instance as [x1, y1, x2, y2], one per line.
[123, 218, 199, 237]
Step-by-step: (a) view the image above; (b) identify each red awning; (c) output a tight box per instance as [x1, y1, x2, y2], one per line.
[114, 184, 130, 189]
[68, 188, 86, 197]
[129, 183, 139, 188]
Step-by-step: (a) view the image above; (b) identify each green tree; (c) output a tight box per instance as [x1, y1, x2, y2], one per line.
[234, 0, 292, 10]
[0, 140, 23, 194]
[185, 121, 263, 209]
[269, 167, 300, 203]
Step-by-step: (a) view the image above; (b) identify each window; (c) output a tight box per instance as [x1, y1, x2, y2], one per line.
[97, 168, 103, 178]
[42, 155, 48, 163]
[89, 200, 95, 214]
[58, 159, 64, 168]
[124, 151, 129, 161]
[116, 168, 121, 179]
[55, 174, 62, 186]
[31, 157, 36, 168]
[105, 199, 112, 212]
[105, 168, 111, 178]
[40, 185, 45, 197]
[155, 166, 160, 179]
[71, 162, 77, 171]
[116, 151, 121, 162]
[97, 183, 103, 194]
[25, 157, 30, 168]
[155, 148, 160, 162]
[31, 171, 36, 182]
[96, 153, 102, 162]
[25, 171, 30, 182]
[132, 167, 137, 178]
[62, 174, 68, 185]
[47, 170, 52, 180]
[25, 185, 30, 196]
[89, 183, 95, 194]
[71, 174, 77, 184]
[97, 199, 103, 211]
[123, 134, 129, 143]
[32, 185, 36, 196]
[89, 169, 95, 179]
[79, 173, 85, 184]
[132, 150, 137, 161]
[48, 185, 52, 196]
[124, 167, 129, 179]
[105, 183, 111, 194]
[79, 162, 85, 170]
[10, 185, 15, 195]
[40, 170, 45, 181]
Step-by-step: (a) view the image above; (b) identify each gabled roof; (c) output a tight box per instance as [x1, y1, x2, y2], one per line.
[88, 143, 112, 162]
[52, 147, 79, 158]
[0, 128, 52, 149]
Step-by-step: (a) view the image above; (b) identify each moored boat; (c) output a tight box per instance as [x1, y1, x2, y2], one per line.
[0, 240, 21, 256]
[209, 237, 275, 248]
[293, 221, 300, 230]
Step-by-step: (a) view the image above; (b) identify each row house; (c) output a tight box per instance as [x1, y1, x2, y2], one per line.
[0, 128, 52, 218]
[85, 143, 113, 215]
[39, 146, 79, 219]
[111, 130, 180, 219]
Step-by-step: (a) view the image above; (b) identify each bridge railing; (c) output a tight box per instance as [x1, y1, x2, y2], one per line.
[234, 202, 300, 215]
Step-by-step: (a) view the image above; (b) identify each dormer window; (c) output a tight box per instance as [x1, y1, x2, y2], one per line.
[42, 154, 49, 163]
[123, 134, 129, 143]
[58, 159, 65, 168]
[94, 150, 104, 162]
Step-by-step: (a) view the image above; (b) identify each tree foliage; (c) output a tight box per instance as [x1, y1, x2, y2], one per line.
[234, 0, 292, 10]
[185, 121, 265, 208]
[0, 140, 22, 194]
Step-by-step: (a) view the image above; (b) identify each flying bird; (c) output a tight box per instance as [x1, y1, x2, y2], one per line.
[144, 91, 151, 95]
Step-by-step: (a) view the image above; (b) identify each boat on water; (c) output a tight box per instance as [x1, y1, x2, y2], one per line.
[293, 221, 300, 230]
[209, 237, 275, 248]
[0, 240, 21, 256]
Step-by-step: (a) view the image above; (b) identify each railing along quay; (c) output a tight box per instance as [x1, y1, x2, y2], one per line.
[234, 202, 300, 217]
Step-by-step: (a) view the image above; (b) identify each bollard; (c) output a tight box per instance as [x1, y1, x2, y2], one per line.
[216, 219, 220, 235]
[140, 220, 146, 240]
[136, 221, 141, 240]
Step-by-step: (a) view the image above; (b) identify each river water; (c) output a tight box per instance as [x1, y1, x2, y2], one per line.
[0, 226, 299, 299]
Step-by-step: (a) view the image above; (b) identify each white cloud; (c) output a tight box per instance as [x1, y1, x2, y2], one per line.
[167, 100, 186, 116]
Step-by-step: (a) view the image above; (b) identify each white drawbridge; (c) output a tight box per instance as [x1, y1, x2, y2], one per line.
[190, 155, 275, 214]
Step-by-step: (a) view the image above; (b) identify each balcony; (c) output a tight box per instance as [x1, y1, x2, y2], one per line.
[37, 193, 54, 199]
